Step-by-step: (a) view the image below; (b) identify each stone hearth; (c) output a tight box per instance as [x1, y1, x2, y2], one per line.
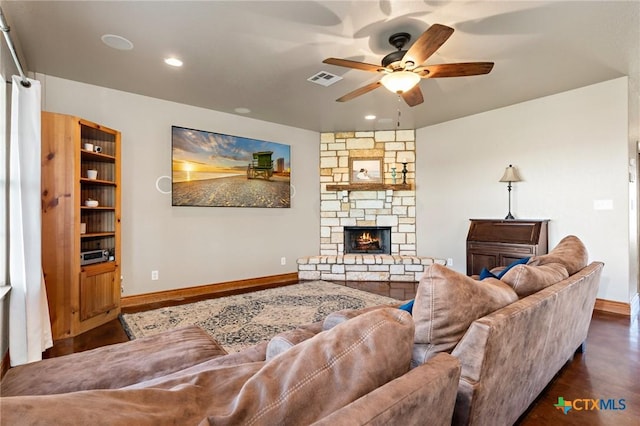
[297, 255, 446, 282]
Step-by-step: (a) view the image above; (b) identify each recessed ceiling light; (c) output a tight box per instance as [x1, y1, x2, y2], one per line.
[234, 107, 251, 114]
[164, 57, 183, 67]
[101, 34, 133, 50]
[365, 115, 376, 120]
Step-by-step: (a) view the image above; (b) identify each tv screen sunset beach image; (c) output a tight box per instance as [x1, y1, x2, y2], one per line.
[171, 126, 291, 207]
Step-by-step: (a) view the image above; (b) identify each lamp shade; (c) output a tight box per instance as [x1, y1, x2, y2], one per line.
[499, 164, 521, 182]
[380, 71, 420, 94]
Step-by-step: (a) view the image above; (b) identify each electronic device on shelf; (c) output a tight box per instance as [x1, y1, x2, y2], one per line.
[80, 249, 109, 266]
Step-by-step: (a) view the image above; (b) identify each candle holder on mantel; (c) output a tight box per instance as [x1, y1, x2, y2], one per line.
[391, 167, 397, 184]
[401, 162, 408, 185]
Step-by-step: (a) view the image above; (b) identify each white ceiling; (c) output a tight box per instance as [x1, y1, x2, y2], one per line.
[2, 1, 639, 133]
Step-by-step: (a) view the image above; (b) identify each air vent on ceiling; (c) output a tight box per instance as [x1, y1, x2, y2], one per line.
[307, 71, 342, 87]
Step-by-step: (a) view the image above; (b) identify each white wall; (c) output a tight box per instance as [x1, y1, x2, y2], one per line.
[39, 75, 320, 296]
[30, 74, 637, 304]
[416, 77, 633, 303]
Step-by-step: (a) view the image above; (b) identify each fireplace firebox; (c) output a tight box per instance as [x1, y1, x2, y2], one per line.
[344, 226, 391, 254]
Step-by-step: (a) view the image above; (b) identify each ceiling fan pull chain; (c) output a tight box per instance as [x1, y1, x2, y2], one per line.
[397, 95, 402, 128]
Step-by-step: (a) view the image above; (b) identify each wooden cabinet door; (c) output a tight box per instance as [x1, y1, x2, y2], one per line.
[499, 254, 529, 266]
[467, 252, 498, 275]
[79, 263, 118, 322]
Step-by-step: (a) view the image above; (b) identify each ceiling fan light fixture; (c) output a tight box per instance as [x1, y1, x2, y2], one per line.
[380, 71, 420, 94]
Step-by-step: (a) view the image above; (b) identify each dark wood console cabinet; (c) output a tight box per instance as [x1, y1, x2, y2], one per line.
[466, 219, 549, 276]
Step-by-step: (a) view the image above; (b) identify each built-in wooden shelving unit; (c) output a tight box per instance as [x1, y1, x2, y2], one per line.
[41, 112, 122, 340]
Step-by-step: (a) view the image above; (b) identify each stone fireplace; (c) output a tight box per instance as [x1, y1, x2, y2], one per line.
[297, 130, 446, 282]
[318, 130, 417, 256]
[344, 226, 391, 255]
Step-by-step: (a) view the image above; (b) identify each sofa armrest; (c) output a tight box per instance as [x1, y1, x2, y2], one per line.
[312, 353, 461, 426]
[451, 262, 603, 426]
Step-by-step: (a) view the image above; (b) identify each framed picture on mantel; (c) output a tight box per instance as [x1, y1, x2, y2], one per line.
[349, 157, 383, 185]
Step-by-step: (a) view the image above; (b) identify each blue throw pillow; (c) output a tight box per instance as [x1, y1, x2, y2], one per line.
[398, 299, 414, 315]
[480, 257, 530, 280]
[479, 268, 498, 280]
[497, 257, 530, 278]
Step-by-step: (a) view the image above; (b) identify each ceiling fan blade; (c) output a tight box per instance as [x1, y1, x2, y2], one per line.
[420, 62, 494, 78]
[336, 81, 382, 102]
[403, 24, 454, 67]
[323, 58, 386, 73]
[401, 85, 424, 107]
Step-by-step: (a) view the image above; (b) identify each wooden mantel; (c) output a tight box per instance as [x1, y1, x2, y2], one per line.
[325, 183, 413, 191]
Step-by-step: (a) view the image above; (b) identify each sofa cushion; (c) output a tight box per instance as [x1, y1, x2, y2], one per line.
[0, 325, 227, 396]
[266, 328, 317, 360]
[412, 264, 518, 363]
[322, 304, 392, 331]
[1, 308, 415, 425]
[501, 263, 569, 297]
[528, 235, 588, 275]
[223, 308, 415, 425]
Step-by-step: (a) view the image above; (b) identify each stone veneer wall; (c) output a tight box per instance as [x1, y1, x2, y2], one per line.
[319, 130, 417, 256]
[297, 130, 445, 282]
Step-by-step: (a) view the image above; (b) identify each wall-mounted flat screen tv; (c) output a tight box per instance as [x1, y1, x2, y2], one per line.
[172, 126, 291, 207]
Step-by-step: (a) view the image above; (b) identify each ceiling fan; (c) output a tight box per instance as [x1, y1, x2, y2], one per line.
[323, 24, 494, 107]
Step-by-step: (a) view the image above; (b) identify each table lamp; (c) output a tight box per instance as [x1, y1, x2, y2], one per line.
[499, 164, 522, 220]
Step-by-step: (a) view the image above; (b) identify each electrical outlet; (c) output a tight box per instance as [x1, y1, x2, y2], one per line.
[280, 257, 286, 266]
[151, 270, 159, 280]
[447, 258, 454, 266]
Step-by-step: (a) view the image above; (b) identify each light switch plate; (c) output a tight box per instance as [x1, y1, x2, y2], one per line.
[593, 199, 613, 210]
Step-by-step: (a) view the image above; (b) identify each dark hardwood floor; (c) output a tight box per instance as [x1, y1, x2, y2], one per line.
[516, 310, 639, 426]
[43, 281, 639, 425]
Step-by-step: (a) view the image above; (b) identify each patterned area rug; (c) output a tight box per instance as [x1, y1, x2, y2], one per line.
[120, 281, 397, 353]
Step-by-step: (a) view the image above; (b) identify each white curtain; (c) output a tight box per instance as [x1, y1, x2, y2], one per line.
[9, 75, 52, 366]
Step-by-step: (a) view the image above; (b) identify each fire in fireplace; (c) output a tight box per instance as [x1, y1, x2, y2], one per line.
[344, 226, 391, 254]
